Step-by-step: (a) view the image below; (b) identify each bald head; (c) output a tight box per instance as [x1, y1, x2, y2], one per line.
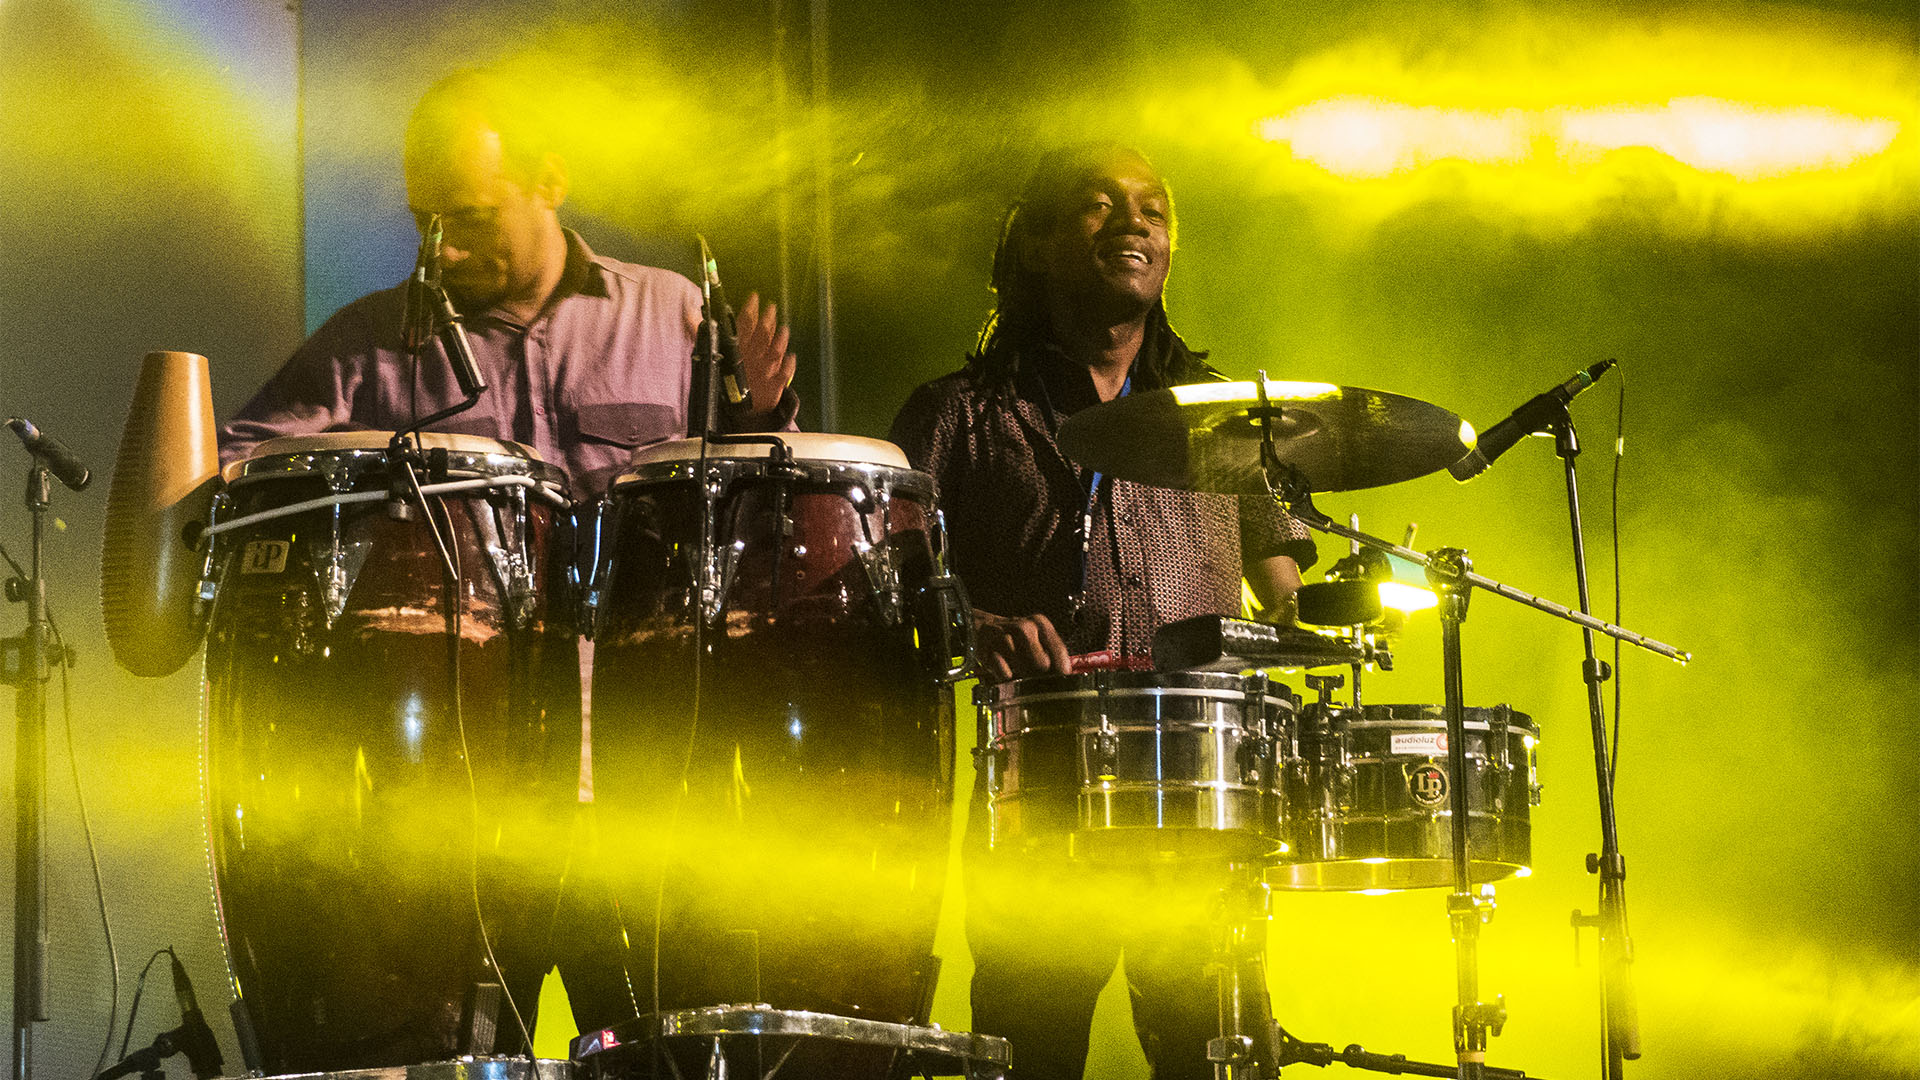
[402, 70, 569, 319]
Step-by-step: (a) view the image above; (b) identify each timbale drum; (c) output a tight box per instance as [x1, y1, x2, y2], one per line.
[587, 434, 961, 1035]
[202, 433, 579, 1072]
[1272, 703, 1541, 891]
[975, 670, 1301, 862]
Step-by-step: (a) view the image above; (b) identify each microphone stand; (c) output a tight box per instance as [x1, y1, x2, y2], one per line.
[6, 459, 57, 1080]
[1256, 441, 1683, 1080]
[1546, 410, 1640, 1077]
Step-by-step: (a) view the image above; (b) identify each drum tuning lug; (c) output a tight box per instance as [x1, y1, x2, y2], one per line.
[1304, 672, 1343, 706]
[1092, 728, 1120, 780]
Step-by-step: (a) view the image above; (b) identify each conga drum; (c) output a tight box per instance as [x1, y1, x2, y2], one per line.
[588, 434, 959, 1041]
[201, 432, 579, 1072]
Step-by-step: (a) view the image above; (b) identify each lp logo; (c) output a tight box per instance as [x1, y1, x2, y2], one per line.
[241, 540, 290, 575]
[1408, 764, 1448, 808]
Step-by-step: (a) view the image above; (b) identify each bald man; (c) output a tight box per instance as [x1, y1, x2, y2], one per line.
[222, 68, 797, 491]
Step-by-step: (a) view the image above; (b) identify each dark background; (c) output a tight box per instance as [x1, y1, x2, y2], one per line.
[1, 0, 1915, 1077]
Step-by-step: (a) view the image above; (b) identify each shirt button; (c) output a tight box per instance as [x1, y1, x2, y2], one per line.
[1126, 573, 1144, 588]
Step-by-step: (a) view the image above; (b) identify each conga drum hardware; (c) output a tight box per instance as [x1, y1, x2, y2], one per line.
[600, 434, 936, 634]
[201, 440, 569, 630]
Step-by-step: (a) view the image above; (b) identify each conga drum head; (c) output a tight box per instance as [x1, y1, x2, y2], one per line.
[618, 431, 912, 474]
[223, 430, 561, 484]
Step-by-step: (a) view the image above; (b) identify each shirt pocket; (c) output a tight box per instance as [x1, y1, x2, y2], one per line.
[573, 402, 681, 449]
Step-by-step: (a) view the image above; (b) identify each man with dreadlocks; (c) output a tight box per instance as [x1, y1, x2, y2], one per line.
[889, 145, 1316, 1078]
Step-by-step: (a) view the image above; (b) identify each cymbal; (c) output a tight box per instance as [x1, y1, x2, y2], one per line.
[1057, 380, 1473, 495]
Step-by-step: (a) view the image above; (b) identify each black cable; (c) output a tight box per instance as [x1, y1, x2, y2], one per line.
[650, 436, 716, 1077]
[65, 631, 120, 1080]
[0, 539, 122, 1078]
[116, 948, 172, 1064]
[396, 454, 541, 1071]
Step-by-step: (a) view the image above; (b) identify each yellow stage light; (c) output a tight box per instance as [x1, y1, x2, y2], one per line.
[1261, 96, 1900, 181]
[1170, 379, 1341, 406]
[1377, 580, 1438, 615]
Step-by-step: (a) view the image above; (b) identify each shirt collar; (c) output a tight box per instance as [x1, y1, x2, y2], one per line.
[553, 228, 611, 303]
[466, 227, 608, 329]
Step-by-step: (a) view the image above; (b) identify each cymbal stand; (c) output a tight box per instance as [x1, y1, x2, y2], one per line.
[1426, 548, 1502, 1080]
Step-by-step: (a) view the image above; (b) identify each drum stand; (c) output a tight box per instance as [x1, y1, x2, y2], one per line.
[1246, 384, 1685, 1079]
[1205, 871, 1282, 1079]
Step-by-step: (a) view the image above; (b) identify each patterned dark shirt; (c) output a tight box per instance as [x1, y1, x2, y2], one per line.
[890, 348, 1316, 661]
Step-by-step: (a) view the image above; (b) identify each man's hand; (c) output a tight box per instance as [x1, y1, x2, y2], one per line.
[974, 610, 1072, 683]
[734, 293, 797, 416]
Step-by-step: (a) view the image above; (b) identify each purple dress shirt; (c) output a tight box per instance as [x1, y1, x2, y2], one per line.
[220, 229, 796, 497]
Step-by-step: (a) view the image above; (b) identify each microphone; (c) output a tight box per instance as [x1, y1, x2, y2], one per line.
[7, 417, 92, 491]
[696, 236, 752, 410]
[1449, 359, 1617, 482]
[429, 283, 487, 400]
[169, 952, 225, 1080]
[401, 214, 439, 356]
[402, 213, 487, 400]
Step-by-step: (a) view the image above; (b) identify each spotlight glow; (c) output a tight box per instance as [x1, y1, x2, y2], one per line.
[1261, 97, 1900, 180]
[1170, 380, 1341, 406]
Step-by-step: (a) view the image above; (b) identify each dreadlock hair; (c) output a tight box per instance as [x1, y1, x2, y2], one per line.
[968, 143, 1215, 391]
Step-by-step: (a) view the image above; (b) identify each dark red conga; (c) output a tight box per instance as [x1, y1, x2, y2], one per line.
[201, 432, 579, 1073]
[588, 434, 960, 1042]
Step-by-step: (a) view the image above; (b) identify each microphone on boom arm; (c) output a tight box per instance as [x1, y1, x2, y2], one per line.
[1449, 359, 1617, 482]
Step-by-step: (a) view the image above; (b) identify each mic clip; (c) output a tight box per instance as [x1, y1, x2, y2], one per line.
[385, 437, 424, 522]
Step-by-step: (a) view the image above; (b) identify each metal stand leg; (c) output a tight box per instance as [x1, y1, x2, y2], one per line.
[1208, 871, 1279, 1080]
[8, 464, 54, 1080]
[1549, 418, 1640, 1078]
[1428, 550, 1505, 1080]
